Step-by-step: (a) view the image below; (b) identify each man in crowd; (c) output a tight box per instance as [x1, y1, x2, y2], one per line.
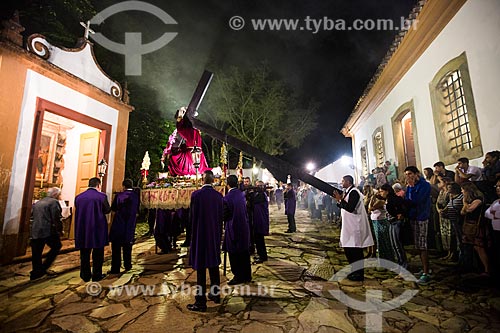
[242, 176, 256, 254]
[109, 179, 139, 274]
[187, 170, 223, 312]
[332, 175, 374, 282]
[75, 177, 111, 282]
[223, 175, 252, 284]
[252, 180, 269, 264]
[30, 187, 63, 280]
[482, 150, 500, 182]
[275, 181, 284, 210]
[455, 157, 483, 184]
[404, 166, 432, 284]
[433, 161, 455, 180]
[284, 182, 296, 233]
[385, 161, 398, 185]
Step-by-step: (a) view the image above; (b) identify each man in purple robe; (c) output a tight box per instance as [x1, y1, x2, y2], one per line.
[252, 181, 270, 263]
[74, 177, 111, 282]
[284, 183, 297, 233]
[223, 175, 252, 284]
[187, 170, 224, 312]
[109, 179, 139, 274]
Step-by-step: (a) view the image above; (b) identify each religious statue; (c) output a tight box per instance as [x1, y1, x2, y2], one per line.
[161, 107, 210, 177]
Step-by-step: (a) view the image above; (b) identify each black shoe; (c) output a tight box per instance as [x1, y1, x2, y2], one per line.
[187, 303, 207, 312]
[107, 270, 120, 275]
[253, 258, 266, 264]
[208, 294, 221, 304]
[92, 274, 107, 282]
[30, 271, 46, 280]
[228, 278, 242, 285]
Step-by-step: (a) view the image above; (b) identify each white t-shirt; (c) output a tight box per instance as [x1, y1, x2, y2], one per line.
[461, 165, 483, 181]
[485, 199, 500, 231]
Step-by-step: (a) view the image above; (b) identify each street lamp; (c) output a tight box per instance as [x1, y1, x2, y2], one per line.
[191, 145, 202, 187]
[97, 159, 107, 182]
[306, 162, 315, 173]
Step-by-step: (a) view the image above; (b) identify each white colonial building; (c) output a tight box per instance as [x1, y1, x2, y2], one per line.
[342, 0, 500, 181]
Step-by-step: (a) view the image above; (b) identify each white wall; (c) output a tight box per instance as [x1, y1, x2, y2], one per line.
[352, 0, 500, 173]
[3, 70, 119, 235]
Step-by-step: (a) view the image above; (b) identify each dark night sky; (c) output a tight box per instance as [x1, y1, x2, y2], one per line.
[4, 0, 417, 170]
[115, 0, 417, 170]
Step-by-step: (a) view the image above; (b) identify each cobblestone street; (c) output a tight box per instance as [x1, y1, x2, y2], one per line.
[1, 206, 500, 333]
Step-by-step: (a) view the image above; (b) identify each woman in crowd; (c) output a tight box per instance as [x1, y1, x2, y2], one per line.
[443, 182, 464, 263]
[436, 177, 453, 260]
[485, 179, 500, 277]
[369, 187, 394, 262]
[363, 184, 376, 258]
[461, 182, 490, 277]
[379, 183, 407, 270]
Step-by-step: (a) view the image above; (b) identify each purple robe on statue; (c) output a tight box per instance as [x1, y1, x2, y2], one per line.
[74, 188, 111, 249]
[252, 192, 270, 236]
[110, 190, 139, 244]
[284, 188, 296, 215]
[168, 116, 210, 176]
[223, 188, 250, 253]
[189, 185, 224, 270]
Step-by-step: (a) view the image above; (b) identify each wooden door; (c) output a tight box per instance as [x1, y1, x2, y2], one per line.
[403, 117, 417, 167]
[75, 131, 100, 194]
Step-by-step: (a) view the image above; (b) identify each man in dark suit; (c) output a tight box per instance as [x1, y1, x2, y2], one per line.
[223, 175, 252, 284]
[30, 187, 63, 280]
[74, 177, 111, 282]
[284, 183, 297, 233]
[187, 170, 224, 312]
[109, 179, 139, 274]
[252, 181, 269, 263]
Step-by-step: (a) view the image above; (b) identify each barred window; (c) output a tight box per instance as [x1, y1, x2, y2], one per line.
[360, 142, 368, 177]
[429, 52, 482, 165]
[439, 69, 472, 154]
[372, 127, 385, 168]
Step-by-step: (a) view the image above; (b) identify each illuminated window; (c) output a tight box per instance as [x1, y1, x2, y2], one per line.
[360, 141, 368, 177]
[429, 52, 482, 165]
[439, 69, 472, 153]
[372, 127, 385, 168]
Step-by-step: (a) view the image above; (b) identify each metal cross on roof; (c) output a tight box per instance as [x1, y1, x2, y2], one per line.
[79, 20, 95, 39]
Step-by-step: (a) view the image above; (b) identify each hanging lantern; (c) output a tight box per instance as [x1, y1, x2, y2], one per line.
[97, 159, 108, 179]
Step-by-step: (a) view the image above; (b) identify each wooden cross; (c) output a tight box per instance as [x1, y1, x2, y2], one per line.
[79, 21, 95, 39]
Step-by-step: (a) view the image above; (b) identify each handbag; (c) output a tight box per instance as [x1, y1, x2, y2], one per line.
[462, 211, 481, 238]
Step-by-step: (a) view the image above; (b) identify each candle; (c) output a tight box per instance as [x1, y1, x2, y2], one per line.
[40, 174, 44, 189]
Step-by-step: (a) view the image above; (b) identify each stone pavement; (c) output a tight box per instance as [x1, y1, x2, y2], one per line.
[1, 206, 500, 333]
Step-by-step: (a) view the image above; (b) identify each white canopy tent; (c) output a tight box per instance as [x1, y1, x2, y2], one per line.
[314, 156, 356, 184]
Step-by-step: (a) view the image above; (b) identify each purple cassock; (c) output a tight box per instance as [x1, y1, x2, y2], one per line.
[223, 188, 250, 253]
[189, 185, 224, 270]
[110, 190, 139, 244]
[284, 188, 296, 215]
[74, 188, 111, 249]
[253, 192, 270, 236]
